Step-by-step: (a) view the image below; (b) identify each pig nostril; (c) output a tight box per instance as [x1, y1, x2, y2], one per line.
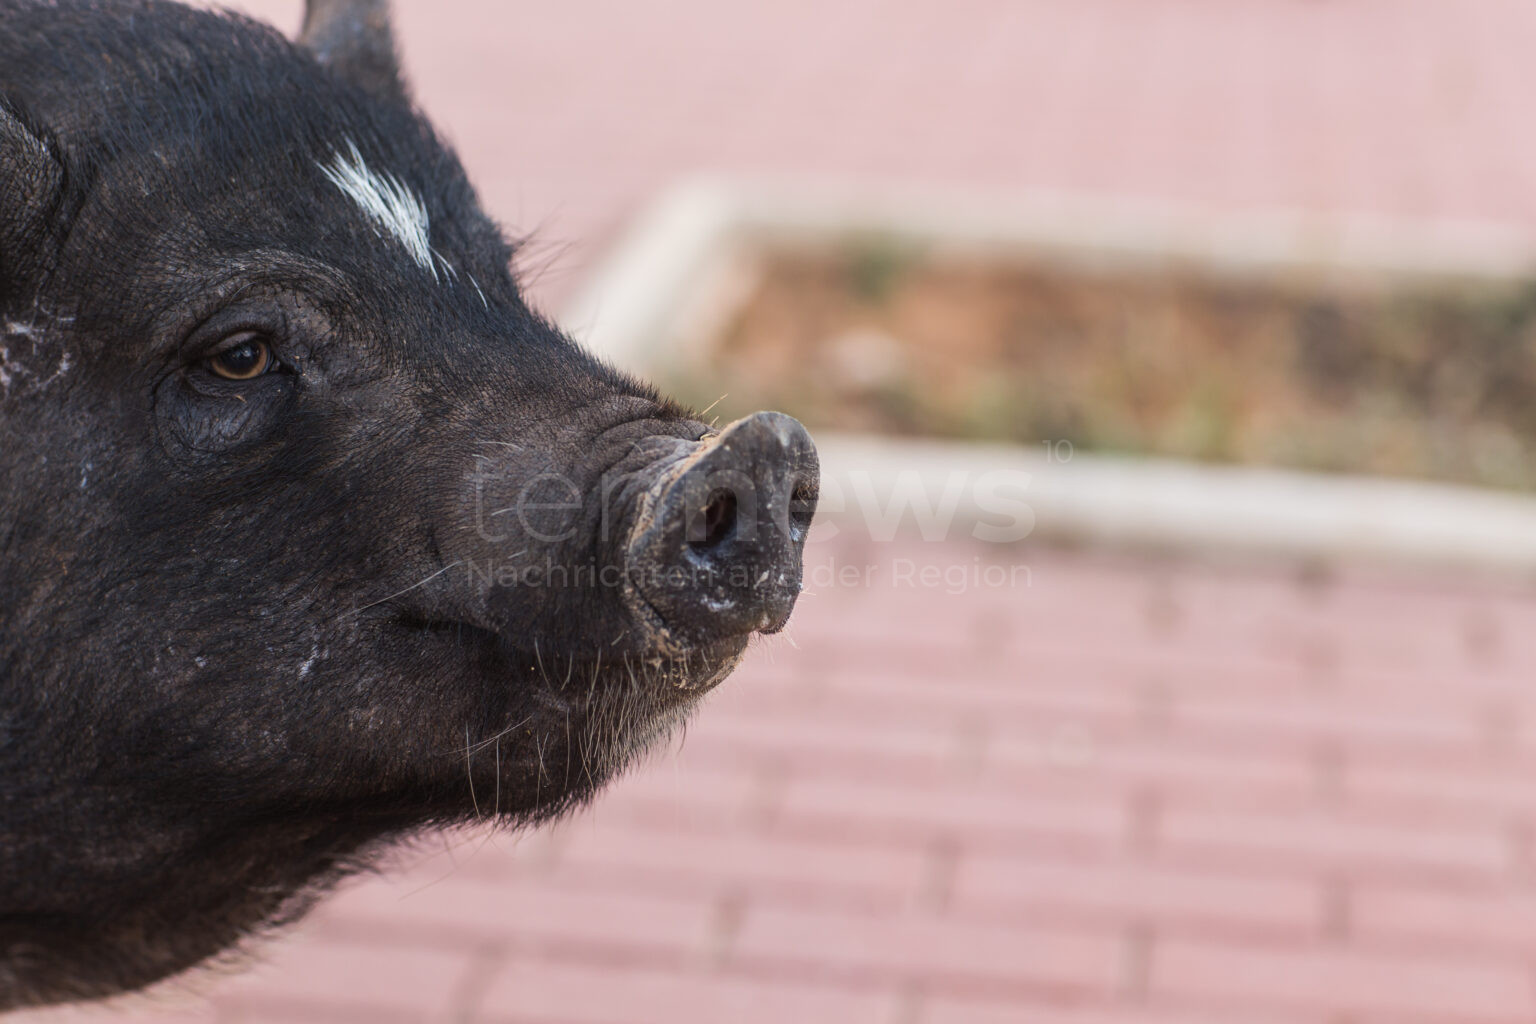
[690, 489, 738, 549]
[789, 477, 817, 532]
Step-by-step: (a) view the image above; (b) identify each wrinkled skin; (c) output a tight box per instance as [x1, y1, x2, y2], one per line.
[0, 0, 816, 1007]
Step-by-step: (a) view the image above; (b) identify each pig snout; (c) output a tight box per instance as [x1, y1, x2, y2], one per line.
[626, 411, 819, 643]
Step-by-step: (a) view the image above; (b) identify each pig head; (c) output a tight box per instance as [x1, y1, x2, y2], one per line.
[0, 0, 817, 1007]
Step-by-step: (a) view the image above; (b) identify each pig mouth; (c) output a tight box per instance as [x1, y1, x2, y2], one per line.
[396, 610, 749, 809]
[396, 611, 751, 710]
[521, 634, 752, 710]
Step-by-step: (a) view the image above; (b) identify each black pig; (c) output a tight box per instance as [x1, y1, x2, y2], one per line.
[0, 0, 817, 1007]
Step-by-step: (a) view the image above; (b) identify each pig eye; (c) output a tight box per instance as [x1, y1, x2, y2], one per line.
[205, 332, 275, 380]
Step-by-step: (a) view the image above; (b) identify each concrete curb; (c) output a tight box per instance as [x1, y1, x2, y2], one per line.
[811, 432, 1536, 575]
[560, 179, 1536, 575]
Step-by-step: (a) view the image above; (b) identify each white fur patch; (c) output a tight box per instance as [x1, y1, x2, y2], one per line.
[319, 140, 441, 278]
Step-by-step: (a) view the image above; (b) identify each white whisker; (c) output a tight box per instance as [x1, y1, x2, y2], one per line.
[343, 561, 462, 618]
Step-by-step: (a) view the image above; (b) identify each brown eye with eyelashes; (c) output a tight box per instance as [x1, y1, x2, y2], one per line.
[206, 332, 274, 380]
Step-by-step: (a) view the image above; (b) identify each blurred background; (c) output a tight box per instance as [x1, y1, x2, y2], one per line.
[25, 1, 1536, 1021]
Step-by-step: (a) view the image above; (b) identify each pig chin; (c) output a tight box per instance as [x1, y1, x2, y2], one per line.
[411, 623, 752, 818]
[520, 639, 751, 784]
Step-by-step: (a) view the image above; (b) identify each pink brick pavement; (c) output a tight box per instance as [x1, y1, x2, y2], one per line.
[19, 1, 1536, 1022]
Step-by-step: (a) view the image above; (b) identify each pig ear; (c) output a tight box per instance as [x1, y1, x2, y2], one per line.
[300, 0, 408, 103]
[0, 102, 63, 291]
